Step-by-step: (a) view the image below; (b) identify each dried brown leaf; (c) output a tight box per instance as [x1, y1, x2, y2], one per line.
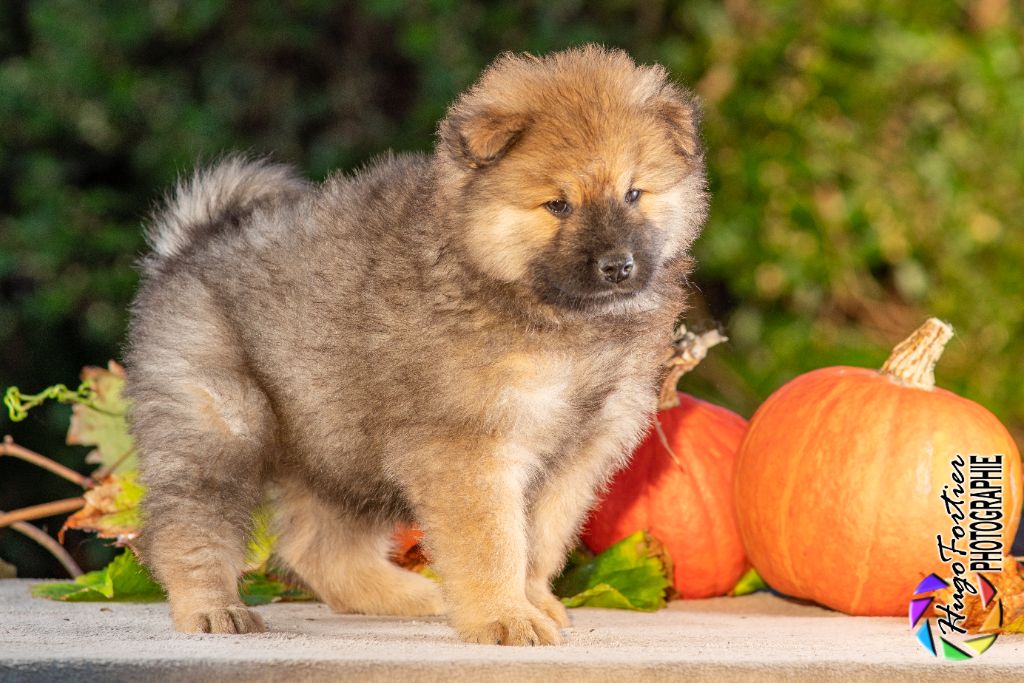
[60, 473, 142, 545]
[66, 361, 135, 472]
[932, 555, 1024, 634]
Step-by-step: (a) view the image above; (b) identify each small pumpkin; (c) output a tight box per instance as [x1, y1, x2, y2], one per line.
[582, 328, 751, 599]
[735, 318, 1023, 616]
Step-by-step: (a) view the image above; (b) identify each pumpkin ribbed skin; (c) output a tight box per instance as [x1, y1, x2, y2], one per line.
[582, 392, 750, 598]
[735, 365, 1023, 616]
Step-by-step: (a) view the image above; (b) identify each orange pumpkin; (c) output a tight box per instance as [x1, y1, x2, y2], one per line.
[393, 524, 423, 555]
[391, 524, 428, 572]
[582, 329, 751, 598]
[735, 318, 1023, 616]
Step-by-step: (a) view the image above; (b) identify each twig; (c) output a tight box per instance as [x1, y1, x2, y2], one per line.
[1, 436, 94, 488]
[0, 498, 85, 529]
[4, 517, 83, 577]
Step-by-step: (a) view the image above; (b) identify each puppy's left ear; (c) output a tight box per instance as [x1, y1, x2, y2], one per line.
[439, 109, 531, 169]
[655, 83, 702, 160]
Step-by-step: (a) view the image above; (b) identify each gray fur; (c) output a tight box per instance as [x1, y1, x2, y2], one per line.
[143, 155, 309, 261]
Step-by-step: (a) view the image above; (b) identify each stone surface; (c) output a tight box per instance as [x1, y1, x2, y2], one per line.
[1, 579, 1022, 681]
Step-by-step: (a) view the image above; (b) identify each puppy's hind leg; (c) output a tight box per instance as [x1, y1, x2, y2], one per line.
[274, 483, 444, 617]
[131, 371, 274, 634]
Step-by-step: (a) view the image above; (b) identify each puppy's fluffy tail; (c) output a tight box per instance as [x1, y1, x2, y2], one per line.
[145, 155, 307, 260]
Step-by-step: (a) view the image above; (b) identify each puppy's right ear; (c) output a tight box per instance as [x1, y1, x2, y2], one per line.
[638, 65, 702, 160]
[439, 109, 530, 169]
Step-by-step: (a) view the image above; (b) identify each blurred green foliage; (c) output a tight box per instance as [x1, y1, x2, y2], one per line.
[2, 0, 1022, 575]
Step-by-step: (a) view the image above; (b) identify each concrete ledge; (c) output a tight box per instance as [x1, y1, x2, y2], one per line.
[2, 580, 1022, 681]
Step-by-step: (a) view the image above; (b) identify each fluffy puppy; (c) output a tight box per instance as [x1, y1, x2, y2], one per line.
[125, 45, 708, 645]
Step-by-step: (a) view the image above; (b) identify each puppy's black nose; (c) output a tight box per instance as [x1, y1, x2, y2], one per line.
[597, 251, 635, 283]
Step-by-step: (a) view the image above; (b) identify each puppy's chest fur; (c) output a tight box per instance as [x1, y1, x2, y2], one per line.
[471, 342, 652, 461]
[286, 313, 661, 521]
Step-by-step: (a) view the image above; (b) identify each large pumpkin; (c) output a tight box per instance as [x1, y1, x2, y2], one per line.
[735, 319, 1023, 616]
[582, 329, 750, 598]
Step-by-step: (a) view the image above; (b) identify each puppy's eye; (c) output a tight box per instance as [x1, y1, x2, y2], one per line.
[544, 199, 572, 217]
[625, 188, 642, 204]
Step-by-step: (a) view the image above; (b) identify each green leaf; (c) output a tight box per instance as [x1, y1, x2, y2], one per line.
[32, 549, 314, 606]
[553, 530, 671, 612]
[33, 550, 164, 602]
[239, 573, 315, 606]
[729, 567, 769, 596]
[560, 582, 640, 610]
[243, 505, 278, 573]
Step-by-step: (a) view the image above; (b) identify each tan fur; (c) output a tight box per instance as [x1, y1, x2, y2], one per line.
[126, 45, 708, 645]
[274, 481, 444, 617]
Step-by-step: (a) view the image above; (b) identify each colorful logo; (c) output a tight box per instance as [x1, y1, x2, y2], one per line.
[910, 572, 1002, 660]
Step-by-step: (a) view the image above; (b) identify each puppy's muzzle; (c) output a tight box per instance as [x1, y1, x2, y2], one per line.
[596, 250, 634, 284]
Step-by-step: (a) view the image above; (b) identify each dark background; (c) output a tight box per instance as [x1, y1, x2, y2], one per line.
[2, 0, 1022, 576]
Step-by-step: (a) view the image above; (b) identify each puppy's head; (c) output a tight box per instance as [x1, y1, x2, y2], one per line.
[437, 45, 708, 313]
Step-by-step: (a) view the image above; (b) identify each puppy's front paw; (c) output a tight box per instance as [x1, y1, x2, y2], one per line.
[174, 605, 266, 634]
[454, 603, 563, 646]
[526, 584, 571, 628]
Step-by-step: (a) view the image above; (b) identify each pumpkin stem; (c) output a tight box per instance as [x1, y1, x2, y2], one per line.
[879, 317, 953, 390]
[658, 325, 727, 410]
